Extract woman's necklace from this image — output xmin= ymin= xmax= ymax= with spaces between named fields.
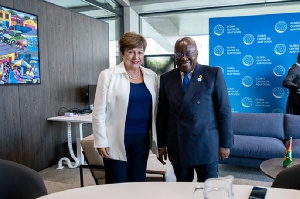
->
xmin=127 ymin=68 xmax=140 ymax=80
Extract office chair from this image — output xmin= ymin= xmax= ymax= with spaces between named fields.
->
xmin=80 ymin=134 xmax=167 ymax=186
xmin=0 ymin=159 xmax=48 ymax=199
xmin=272 ymin=164 xmax=300 ymax=190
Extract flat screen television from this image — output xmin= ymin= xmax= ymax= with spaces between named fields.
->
xmin=143 ymin=54 xmax=175 ymax=78
xmin=0 ymin=5 xmax=40 ymax=85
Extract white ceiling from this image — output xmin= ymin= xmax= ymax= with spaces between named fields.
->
xmin=43 ymin=0 xmax=292 ymax=16
xmin=42 ymin=0 xmax=299 ymax=51
xmin=123 ymin=0 xmax=287 ymax=13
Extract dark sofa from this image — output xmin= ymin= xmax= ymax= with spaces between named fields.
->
xmin=220 ymin=113 xmax=300 ymax=168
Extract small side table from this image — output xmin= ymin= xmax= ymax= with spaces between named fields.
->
xmin=260 ymin=158 xmax=300 ymax=179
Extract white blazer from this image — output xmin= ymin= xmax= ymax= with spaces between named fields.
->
xmin=92 ymin=62 xmax=158 ymax=161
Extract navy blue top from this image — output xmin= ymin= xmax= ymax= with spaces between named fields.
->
xmin=125 ymin=82 xmax=152 ymax=134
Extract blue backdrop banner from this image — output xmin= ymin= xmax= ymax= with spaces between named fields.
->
xmin=209 ymin=12 xmax=300 ymax=113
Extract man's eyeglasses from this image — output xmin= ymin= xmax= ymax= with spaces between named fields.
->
xmin=175 ymin=51 xmax=195 ymax=58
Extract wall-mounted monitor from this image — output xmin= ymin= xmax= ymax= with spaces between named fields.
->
xmin=143 ymin=54 xmax=175 ymax=78
xmin=0 ymin=5 xmax=40 ymax=85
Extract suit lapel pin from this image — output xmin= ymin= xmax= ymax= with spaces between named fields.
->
xmin=197 ymin=75 xmax=202 ymax=82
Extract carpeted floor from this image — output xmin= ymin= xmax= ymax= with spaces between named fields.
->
xmin=218 ymin=164 xmax=273 ymax=187
xmin=39 ymin=163 xmax=273 ymax=194
xmin=39 ymin=164 xmax=98 ymax=194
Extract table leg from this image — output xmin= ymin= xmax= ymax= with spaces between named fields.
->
xmin=75 ymin=123 xmax=84 ymax=165
xmin=57 ymin=122 xmax=79 ymax=169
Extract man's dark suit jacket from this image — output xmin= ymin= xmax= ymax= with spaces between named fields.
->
xmin=157 ymin=63 xmax=233 ymax=166
xmin=282 ymin=63 xmax=300 ymax=114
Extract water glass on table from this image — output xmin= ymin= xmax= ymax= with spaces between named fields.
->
xmin=194 ymin=175 xmax=234 ymax=199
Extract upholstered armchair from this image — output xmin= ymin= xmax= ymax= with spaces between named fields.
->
xmin=80 ymin=134 xmax=105 ymax=187
xmin=80 ymin=134 xmax=167 ymax=186
xmin=272 ymin=164 xmax=300 ymax=190
xmin=0 ymin=159 xmax=48 ymax=199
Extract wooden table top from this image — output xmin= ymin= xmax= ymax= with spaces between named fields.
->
xmin=260 ymin=158 xmax=300 ymax=179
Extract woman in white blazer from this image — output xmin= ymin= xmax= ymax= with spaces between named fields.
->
xmin=92 ymin=32 xmax=158 ymax=184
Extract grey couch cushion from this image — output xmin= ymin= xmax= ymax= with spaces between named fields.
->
xmin=284 ymin=114 xmax=300 ymax=140
xmin=232 ymin=113 xmax=285 ymax=140
xmin=230 ymin=135 xmax=286 ymax=159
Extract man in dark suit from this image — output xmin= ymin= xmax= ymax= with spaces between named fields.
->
xmin=156 ymin=37 xmax=233 ymax=182
xmin=282 ymin=52 xmax=300 ymax=115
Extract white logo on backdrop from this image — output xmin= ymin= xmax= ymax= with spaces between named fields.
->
xmin=242 ymin=97 xmax=253 ymax=107
xmin=272 ymin=87 xmax=285 ymax=98
xmin=273 ymin=65 xmax=286 ymax=76
xmin=242 ymin=76 xmax=253 ymax=87
xmin=272 ymin=108 xmax=283 ymax=113
xmin=214 ymin=45 xmax=224 ymax=56
xmin=243 ymin=34 xmax=255 ymax=45
xmin=274 ymin=43 xmax=287 ymax=55
xmin=242 ymin=55 xmax=254 ymax=66
xmin=275 ymin=21 xmax=288 ymax=33
xmin=214 ymin=24 xmax=225 ymax=36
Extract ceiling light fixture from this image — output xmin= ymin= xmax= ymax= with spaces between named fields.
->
xmin=81 ymin=0 xmax=123 ymax=16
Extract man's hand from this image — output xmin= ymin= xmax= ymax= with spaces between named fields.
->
xmin=158 ymin=147 xmax=168 ymax=165
xmin=219 ymin=147 xmax=230 ymax=161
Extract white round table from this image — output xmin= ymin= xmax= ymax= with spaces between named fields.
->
xmin=38 ymin=182 xmax=300 ymax=199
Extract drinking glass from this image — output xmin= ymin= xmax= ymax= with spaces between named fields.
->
xmin=203 ymin=176 xmax=234 ymax=199
xmin=193 ymin=175 xmax=234 ymax=199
